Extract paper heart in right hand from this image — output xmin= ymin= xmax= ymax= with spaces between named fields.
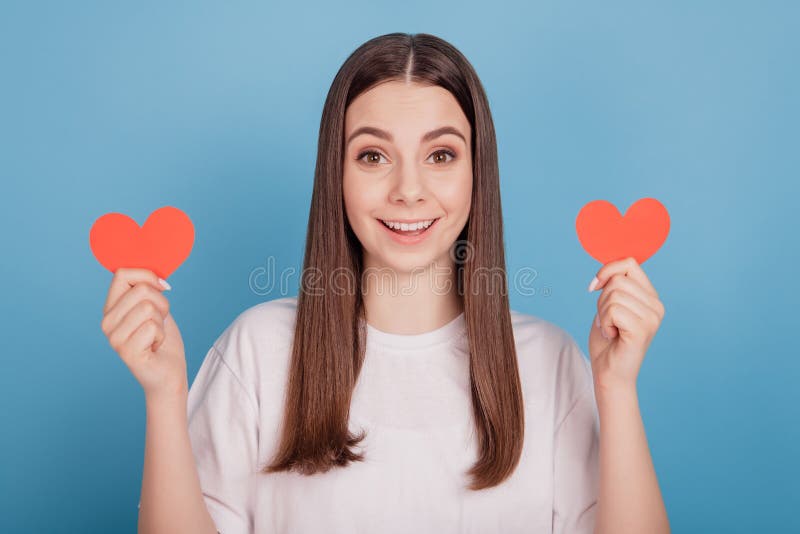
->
xmin=89 ymin=206 xmax=195 ymax=280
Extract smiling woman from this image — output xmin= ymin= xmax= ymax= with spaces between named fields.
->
xmin=264 ymin=32 xmax=524 ymax=490
xmin=129 ymin=32 xmax=668 ymax=534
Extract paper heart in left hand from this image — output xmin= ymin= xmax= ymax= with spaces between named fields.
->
xmin=575 ymin=197 xmax=670 ymax=265
xmin=89 ymin=206 xmax=195 ymax=280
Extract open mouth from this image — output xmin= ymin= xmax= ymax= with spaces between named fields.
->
xmin=377 ymin=217 xmax=440 ymax=237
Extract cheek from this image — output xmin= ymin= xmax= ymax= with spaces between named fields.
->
xmin=438 ymin=175 xmax=473 ymax=215
xmin=342 ymin=174 xmax=361 ymax=229
xmin=342 ymin=173 xmax=379 ymax=227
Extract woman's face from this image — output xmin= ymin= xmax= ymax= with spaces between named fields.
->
xmin=342 ymin=80 xmax=473 ymax=275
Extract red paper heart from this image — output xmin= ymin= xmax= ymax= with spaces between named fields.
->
xmin=89 ymin=206 xmax=195 ymax=280
xmin=576 ymin=198 xmax=670 ymax=265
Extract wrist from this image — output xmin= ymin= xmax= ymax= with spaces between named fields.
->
xmin=144 ymin=382 xmax=188 ymax=409
xmin=593 ymin=374 xmax=638 ymax=404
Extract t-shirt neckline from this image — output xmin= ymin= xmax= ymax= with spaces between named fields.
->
xmin=365 ymin=311 xmax=466 ymax=350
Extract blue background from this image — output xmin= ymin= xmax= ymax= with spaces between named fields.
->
xmin=2 ymin=1 xmax=797 ymax=532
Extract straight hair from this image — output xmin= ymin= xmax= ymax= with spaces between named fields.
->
xmin=261 ymin=32 xmax=524 ymax=491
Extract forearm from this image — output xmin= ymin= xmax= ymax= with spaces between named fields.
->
xmin=138 ymin=392 xmax=218 ymax=534
xmin=593 ymin=384 xmax=670 ymax=534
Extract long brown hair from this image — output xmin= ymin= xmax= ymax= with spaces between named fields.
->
xmin=261 ymin=32 xmax=524 ymax=491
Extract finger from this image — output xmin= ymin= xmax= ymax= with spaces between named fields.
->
xmin=588 ymin=257 xmax=658 ymax=298
xmin=149 ymin=321 xmax=167 ymax=352
xmin=104 ymin=267 xmax=170 ymax=315
xmin=150 ymin=313 xmax=170 ymax=352
xmin=598 ymin=288 xmax=660 ymax=332
xmin=102 ymin=284 xmax=169 ymax=336
xmin=107 ymin=300 xmax=166 ymax=354
xmin=599 ymin=301 xmax=647 ymax=341
xmin=596 ymin=273 xmax=663 ymax=319
xmin=126 ymin=319 xmax=163 ymax=357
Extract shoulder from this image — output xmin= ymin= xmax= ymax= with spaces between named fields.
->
xmin=508 ymin=308 xmax=594 ymax=414
xmin=509 ymin=308 xmax=575 ymax=351
xmin=509 ymin=308 xmax=586 ymax=375
xmin=209 ymin=296 xmax=298 ymax=396
xmin=213 ymin=296 xmax=298 ymax=355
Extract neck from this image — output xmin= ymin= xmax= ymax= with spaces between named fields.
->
xmin=361 ymin=253 xmax=463 ymax=335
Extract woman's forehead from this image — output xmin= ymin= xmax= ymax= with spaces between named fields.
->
xmin=345 ymin=82 xmax=470 ymax=140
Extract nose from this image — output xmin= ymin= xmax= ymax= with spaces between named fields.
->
xmin=389 ymin=164 xmax=426 ymax=206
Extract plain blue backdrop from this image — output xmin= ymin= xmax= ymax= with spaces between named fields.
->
xmin=2 ymin=1 xmax=797 ymax=532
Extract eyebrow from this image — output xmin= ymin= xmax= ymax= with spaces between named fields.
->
xmin=345 ymin=125 xmax=467 ymax=148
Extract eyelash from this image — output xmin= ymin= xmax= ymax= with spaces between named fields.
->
xmin=355 ymin=148 xmax=457 ymax=166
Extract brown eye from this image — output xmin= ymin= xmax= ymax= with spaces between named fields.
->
xmin=356 ymin=150 xmax=386 ymax=165
xmin=428 ymin=149 xmax=456 ymax=164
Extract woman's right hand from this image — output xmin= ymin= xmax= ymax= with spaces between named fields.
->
xmin=100 ymin=267 xmax=188 ymax=400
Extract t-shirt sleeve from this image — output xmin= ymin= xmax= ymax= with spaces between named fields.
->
xmin=552 ymin=336 xmax=600 ymax=534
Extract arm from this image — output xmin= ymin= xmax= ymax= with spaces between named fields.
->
xmin=138 ymin=390 xmax=219 ymax=534
xmin=587 ymin=257 xmax=671 ymax=534
xmin=593 ymin=383 xmax=669 ymax=534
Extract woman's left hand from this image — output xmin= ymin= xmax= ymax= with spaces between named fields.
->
xmin=588 ymin=257 xmax=665 ymax=392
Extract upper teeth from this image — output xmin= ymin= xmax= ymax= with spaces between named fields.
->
xmin=381 ymin=219 xmax=436 ymax=231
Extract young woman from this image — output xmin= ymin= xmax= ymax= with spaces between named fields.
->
xmin=101 ymin=33 xmax=670 ymax=534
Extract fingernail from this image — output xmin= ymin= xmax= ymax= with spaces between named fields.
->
xmin=601 ymin=328 xmax=608 ymax=340
xmin=588 ymin=276 xmax=599 ymax=292
xmin=158 ymin=278 xmax=172 ymax=291
xmin=594 ymin=314 xmax=600 ymax=328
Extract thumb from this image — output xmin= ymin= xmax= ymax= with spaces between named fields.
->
xmin=589 ymin=313 xmax=612 ymax=359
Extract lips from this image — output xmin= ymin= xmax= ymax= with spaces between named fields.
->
xmin=379 ymin=218 xmax=438 ymax=234
xmin=376 ymin=217 xmax=440 ymax=244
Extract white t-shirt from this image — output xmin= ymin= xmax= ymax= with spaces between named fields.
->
xmin=139 ymin=296 xmax=600 ymax=534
